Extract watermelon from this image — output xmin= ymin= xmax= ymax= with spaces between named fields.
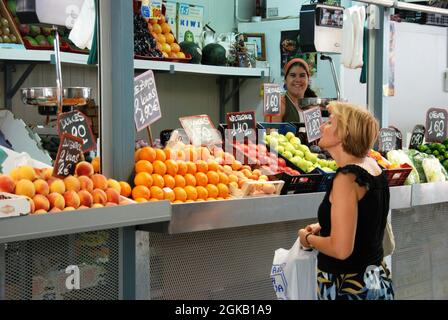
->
xmin=201 ymin=43 xmax=227 ymax=66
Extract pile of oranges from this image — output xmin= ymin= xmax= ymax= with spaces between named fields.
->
xmin=148 ymin=15 xmax=186 ymax=59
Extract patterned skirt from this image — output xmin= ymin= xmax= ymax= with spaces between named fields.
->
xmin=317 ymin=262 xmax=395 ymax=300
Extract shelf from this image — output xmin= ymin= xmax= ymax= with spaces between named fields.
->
xmin=0 ymin=201 xmax=171 ymax=244
xmin=411 ymin=182 xmax=448 ymax=207
xmin=0 ymin=48 xmax=269 ymax=77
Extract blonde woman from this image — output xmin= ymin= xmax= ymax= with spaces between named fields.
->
xmin=298 ymin=102 xmax=394 ymax=300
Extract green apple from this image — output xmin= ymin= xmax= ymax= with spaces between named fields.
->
xmin=285 ymin=132 xmax=296 ymax=141
xmin=265 ymin=135 xmax=271 ymax=144
xmin=270 ymin=131 xmax=279 ymax=137
xmin=290 ymin=137 xmax=301 ymax=145
xmin=278 ymin=135 xmax=288 ymax=143
xmin=293 ymin=150 xmax=304 ymax=158
xmin=298 ymin=144 xmax=310 ymax=154
xmin=276 ymin=146 xmax=285 ymax=154
xmin=305 ymin=151 xmax=318 ymax=164
xmin=282 ymin=151 xmax=293 ymax=160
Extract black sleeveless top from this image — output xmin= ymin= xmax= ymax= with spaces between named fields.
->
xmin=317 ymin=165 xmax=390 ymax=274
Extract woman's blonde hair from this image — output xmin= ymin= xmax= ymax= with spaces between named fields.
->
xmin=328 ymin=101 xmax=379 ymax=158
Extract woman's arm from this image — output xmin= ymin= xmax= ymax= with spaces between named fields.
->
xmin=299 ymin=173 xmax=358 ymax=260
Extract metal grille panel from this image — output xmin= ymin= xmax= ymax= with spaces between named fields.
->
xmin=3 ymin=229 xmax=120 ymax=300
xmin=392 ymin=203 xmax=448 ymax=300
xmin=147 ymin=220 xmax=315 ymax=300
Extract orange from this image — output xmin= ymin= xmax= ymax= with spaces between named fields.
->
xmin=152 ymin=23 xmax=162 ymax=34
xmin=218 ymin=172 xmax=229 ymax=185
xmin=147 ymin=23 xmax=153 ymax=33
xmin=174 ymin=175 xmax=186 ymax=188
xmin=229 ymin=175 xmax=238 ymax=183
xmin=157 ymin=33 xmax=166 ymax=44
xmin=242 ymin=165 xmax=252 ymax=171
xmin=151 ymin=174 xmax=165 ymax=188
xmin=196 ymin=186 xmax=208 ymax=200
xmin=139 ymin=147 xmax=156 ymax=162
xmin=252 ymin=169 xmax=262 ymax=177
xmin=177 ymin=52 xmax=186 ymax=59
xmin=165 ymin=159 xmax=178 ymax=176
xmin=163 ymin=175 xmax=176 ymax=189
xmin=170 ymin=43 xmax=180 ymax=53
xmin=198 ymin=147 xmax=211 ymax=161
xmin=185 ymin=200 xmax=195 ymax=203
xmin=177 ymin=160 xmax=188 ymax=175
xmin=196 ymin=160 xmax=208 ymax=173
xmin=186 ymin=148 xmax=198 ymax=162
xmin=135 ymin=160 xmax=153 ymax=174
xmin=196 ymin=199 xmax=205 ymax=202
xmin=149 ymin=18 xmax=158 ymax=25
xmin=184 ymin=173 xmax=197 ymax=187
xmin=119 ymin=181 xmax=132 ymax=197
xmin=173 ymin=200 xmax=184 ymax=204
xmin=161 ymin=43 xmax=171 ymax=53
xmin=207 ymin=198 xmax=216 ymax=202
xmin=153 ymin=160 xmax=167 ymax=176
xmin=206 ymin=171 xmax=220 ymax=185
xmin=207 ymin=160 xmax=219 ymax=172
xmin=217 ymin=183 xmax=229 ymax=198
xmin=135 ymin=148 xmax=142 ymax=162
xmin=165 ymin=33 xmax=175 ymax=44
xmin=169 ymin=52 xmax=178 ymax=59
xmin=150 ymin=186 xmax=164 ymax=200
xmin=92 ymin=157 xmax=101 ymax=173
xmin=186 ymin=162 xmax=197 ymax=175
xmin=175 ymin=150 xmax=186 ymax=161
xmin=161 ymin=23 xmax=171 ymax=34
xmin=135 ymin=198 xmax=148 ymax=203
xmin=163 ymin=188 xmax=175 ymax=202
xmin=206 ymin=184 xmax=219 ymax=198
xmin=159 ymin=15 xmax=166 ymax=24
xmin=184 ymin=186 xmax=198 ymax=201
xmin=231 ymin=160 xmax=243 ymax=171
xmin=149 ymin=198 xmax=159 ymax=202
xmin=164 ymin=147 xmax=173 ymax=160
xmin=134 ymin=172 xmax=153 ymax=188
xmin=173 ymin=187 xmax=187 ymax=202
xmin=155 ymin=149 xmax=166 ymax=162
xmin=195 ymin=172 xmax=208 ymax=187
xmin=224 ymin=153 xmax=236 ymax=165
xmin=162 ymin=51 xmax=169 ymax=58
xmin=229 ymin=182 xmax=238 ymax=190
xmin=132 ymin=185 xmax=151 ymax=200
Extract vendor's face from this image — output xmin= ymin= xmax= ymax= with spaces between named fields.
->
xmin=318 ymin=113 xmax=341 ymax=150
xmin=285 ymin=65 xmax=309 ymax=99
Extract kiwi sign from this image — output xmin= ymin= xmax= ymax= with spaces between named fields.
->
xmin=263 ymin=84 xmax=282 ymax=117
xmin=53 ymin=134 xmax=83 ymax=178
xmin=303 ymin=107 xmax=323 ymax=143
xmin=134 ymin=70 xmax=162 ymax=132
xmin=425 ymin=108 xmax=447 ymax=143
xmin=57 ymin=110 xmax=96 ymax=153
xmin=179 ymin=115 xmax=223 ymax=146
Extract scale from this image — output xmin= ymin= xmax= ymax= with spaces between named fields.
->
xmin=16 ymin=0 xmax=92 ymax=119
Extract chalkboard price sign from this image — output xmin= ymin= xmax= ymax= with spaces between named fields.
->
xmin=57 ymin=110 xmax=96 ymax=153
xmin=225 ymin=111 xmax=256 ymax=140
xmin=53 ymin=134 xmax=83 ymax=178
xmin=409 ymin=125 xmax=425 ymax=150
xmin=134 ymin=70 xmax=162 ymax=132
xmin=263 ymin=84 xmax=281 ymax=117
xmin=378 ymin=128 xmax=397 ymax=155
xmin=179 ymin=115 xmax=223 ymax=146
xmin=426 ymin=108 xmax=448 ymax=143
xmin=388 ymin=126 xmax=403 ymax=150
xmin=303 ymin=107 xmax=323 ymax=143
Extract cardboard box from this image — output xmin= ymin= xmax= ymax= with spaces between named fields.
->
xmin=177 ymin=3 xmax=204 ymax=47
xmin=0 ymin=192 xmax=31 ymax=219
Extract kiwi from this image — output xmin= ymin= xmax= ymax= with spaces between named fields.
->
xmin=9 ymin=34 xmax=17 ymax=43
xmin=1 ymin=18 xmax=9 ymax=27
xmin=2 ymin=35 xmax=11 ymax=43
xmin=2 ymin=26 xmax=10 ymax=35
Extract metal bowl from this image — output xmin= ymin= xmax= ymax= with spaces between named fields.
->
xmin=21 ymin=87 xmax=92 ymax=107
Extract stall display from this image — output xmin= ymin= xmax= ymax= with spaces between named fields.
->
xmin=0 ymin=0 xmax=23 ymax=47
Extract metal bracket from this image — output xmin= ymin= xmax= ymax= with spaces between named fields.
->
xmin=2 ymin=62 xmax=37 ymax=110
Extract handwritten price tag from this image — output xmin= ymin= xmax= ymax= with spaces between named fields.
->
xmin=134 ymin=70 xmax=162 ymax=132
xmin=53 ymin=134 xmax=83 ymax=178
xmin=57 ymin=110 xmax=96 ymax=153
xmin=263 ymin=84 xmax=281 ymax=117
xmin=425 ymin=108 xmax=448 ymax=143
xmin=179 ymin=115 xmax=223 ymax=146
xmin=303 ymin=107 xmax=323 ymax=143
xmin=226 ymin=111 xmax=256 ymax=140
xmin=378 ymin=128 xmax=397 ymax=155
xmin=409 ymin=125 xmax=425 ymax=150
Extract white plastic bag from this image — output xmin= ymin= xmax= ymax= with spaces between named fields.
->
xmin=270 ymin=238 xmax=317 ymax=300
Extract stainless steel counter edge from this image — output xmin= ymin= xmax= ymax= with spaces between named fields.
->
xmin=411 ymin=182 xmax=448 ymax=207
xmin=0 ymin=201 xmax=171 ymax=244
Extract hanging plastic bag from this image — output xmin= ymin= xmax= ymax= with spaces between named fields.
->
xmin=270 ymin=238 xmax=317 ymax=300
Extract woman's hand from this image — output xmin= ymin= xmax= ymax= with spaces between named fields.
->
xmin=305 ymin=223 xmax=321 ymax=235
xmin=298 ymin=229 xmax=310 ymax=248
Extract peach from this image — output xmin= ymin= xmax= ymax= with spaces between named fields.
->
xmin=15 ymin=179 xmax=36 ymax=198
xmin=105 ymin=188 xmax=120 ymax=204
xmin=92 ymin=189 xmax=107 ymax=205
xmin=106 ymin=202 xmax=118 ymax=207
xmin=92 ymin=203 xmax=104 ymax=209
xmin=91 ymin=174 xmax=108 ymax=191
xmin=262 ymin=183 xmax=276 ymax=195
xmin=47 ymin=192 xmax=65 ymax=210
xmin=78 ymin=190 xmax=93 ymax=208
xmin=32 ymin=194 xmax=50 ymax=212
xmin=63 ymin=191 xmax=80 ymax=209
xmin=107 ymin=179 xmax=121 ymax=193
xmin=39 ymin=168 xmax=54 ymax=180
xmin=27 ymin=197 xmax=35 ymax=214
xmin=33 ymin=179 xmax=49 ymax=196
xmin=63 ymin=207 xmax=76 ymax=212
xmin=0 ymin=175 xmax=15 ymax=193
xmin=49 ymin=207 xmax=62 ymax=214
xmin=9 ymin=167 xmax=20 ymax=181
xmin=78 ymin=205 xmax=89 ymax=210
xmin=78 ymin=176 xmax=94 ymax=193
xmin=17 ymin=166 xmax=36 ymax=181
xmin=34 ymin=209 xmax=48 ymax=215
xmin=49 ymin=179 xmax=66 ymax=194
xmin=64 ymin=176 xmax=81 ymax=192
xmin=92 ymin=157 xmax=101 ymax=173
xmin=75 ymin=161 xmax=94 ymax=177
xmin=119 ymin=200 xmax=132 ymax=206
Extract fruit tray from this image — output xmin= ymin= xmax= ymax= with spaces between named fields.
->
xmin=229 ymin=180 xmax=285 ymax=198
xmin=0 ymin=192 xmax=30 ymax=219
xmin=274 ymin=171 xmax=323 ymax=195
xmin=22 ymin=37 xmax=70 ymax=51
xmin=384 ymin=163 xmax=413 ymax=187
xmin=134 ymin=53 xmax=192 ymax=63
xmin=257 ymin=122 xmax=297 ymax=136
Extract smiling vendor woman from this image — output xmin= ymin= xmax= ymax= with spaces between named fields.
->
xmin=269 ymin=58 xmax=318 ymax=122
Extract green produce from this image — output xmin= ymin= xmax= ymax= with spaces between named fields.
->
xmin=23 ymin=36 xmax=38 ymax=46
xmin=386 ymin=150 xmax=420 ymax=185
xmin=29 ymin=25 xmax=41 ymax=37
xmin=47 ymin=35 xmax=55 ymax=46
xmin=1 ymin=17 xmax=9 ymax=27
xmin=201 ymin=43 xmax=227 ymax=66
xmin=1 ymin=35 xmax=11 ymax=43
xmin=179 ymin=31 xmax=202 ymax=64
xmin=7 ymin=0 xmax=16 ymax=16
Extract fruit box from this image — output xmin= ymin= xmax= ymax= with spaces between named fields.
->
xmin=312 ymin=167 xmax=336 ymax=192
xmin=257 ymin=122 xmax=297 ymax=136
xmin=0 ymin=192 xmax=30 ymax=219
xmin=275 ymin=171 xmax=323 ymax=195
xmin=229 ymin=180 xmax=284 ymax=198
xmin=22 ymin=37 xmax=70 ymax=51
xmin=384 ymin=163 xmax=413 ymax=187
xmin=0 ymin=0 xmax=25 ymax=49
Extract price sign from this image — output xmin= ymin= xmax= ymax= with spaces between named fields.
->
xmin=378 ymin=128 xmax=397 ymax=155
xmin=134 ymin=70 xmax=162 ymax=132
xmin=57 ymin=110 xmax=96 ymax=153
xmin=388 ymin=126 xmax=403 ymax=150
xmin=225 ymin=111 xmax=256 ymax=140
xmin=53 ymin=134 xmax=83 ymax=178
xmin=263 ymin=84 xmax=281 ymax=117
xmin=179 ymin=115 xmax=223 ymax=146
xmin=425 ymin=108 xmax=448 ymax=143
xmin=303 ymin=107 xmax=323 ymax=143
xmin=409 ymin=125 xmax=426 ymax=150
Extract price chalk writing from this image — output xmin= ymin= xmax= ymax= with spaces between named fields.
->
xmin=57 ymin=110 xmax=96 ymax=153
xmin=179 ymin=115 xmax=223 ymax=146
xmin=378 ymin=128 xmax=397 ymax=155
xmin=263 ymin=84 xmax=281 ymax=117
xmin=388 ymin=126 xmax=403 ymax=150
xmin=303 ymin=107 xmax=323 ymax=143
xmin=226 ymin=111 xmax=256 ymax=140
xmin=426 ymin=108 xmax=448 ymax=143
xmin=134 ymin=70 xmax=162 ymax=132
xmin=53 ymin=134 xmax=83 ymax=178
xmin=409 ymin=125 xmax=425 ymax=150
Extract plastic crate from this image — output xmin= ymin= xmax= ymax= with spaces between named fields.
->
xmin=257 ymin=122 xmax=297 ymax=136
xmin=312 ymin=167 xmax=336 ymax=192
xmin=275 ymin=172 xmax=323 ymax=195
xmin=384 ymin=163 xmax=413 ymax=187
